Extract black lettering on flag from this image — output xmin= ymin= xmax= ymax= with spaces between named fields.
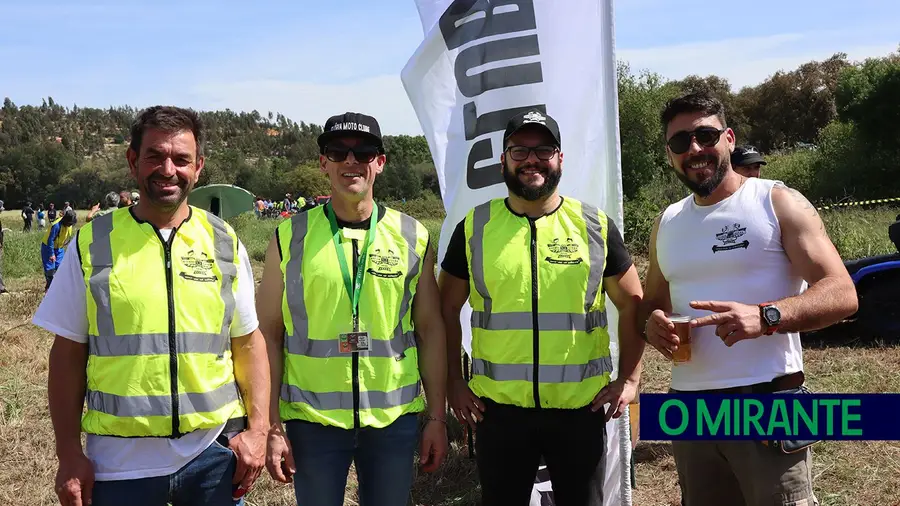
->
xmin=439 ymin=0 xmax=537 ymax=50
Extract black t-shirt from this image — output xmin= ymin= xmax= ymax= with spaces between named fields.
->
xmin=440 ymin=198 xmax=632 ymax=281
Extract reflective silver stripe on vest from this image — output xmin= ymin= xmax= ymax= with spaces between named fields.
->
xmin=88 ymin=332 xmax=229 ymax=357
xmin=86 ymin=381 xmax=240 ymax=417
xmin=208 ymin=214 xmax=237 ymax=341
xmin=472 ymin=356 xmax=614 ymax=383
xmin=391 ymin=213 xmax=421 ymax=358
xmin=471 ymin=310 xmax=608 ymax=331
xmin=469 ymin=202 xmax=493 ymax=319
xmin=280 ymin=382 xmax=421 ymax=411
xmin=88 ymin=213 xmax=115 ymax=338
xmin=284 ymin=212 xmax=310 ymax=344
xmin=581 ymin=202 xmax=607 ymax=313
xmin=285 ymin=331 xmax=416 ymax=359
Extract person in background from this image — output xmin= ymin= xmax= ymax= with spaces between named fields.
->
xmin=47 ymin=202 xmax=58 ymax=223
xmin=41 ymin=209 xmax=77 ymax=290
xmin=730 ymin=145 xmax=767 ymax=178
xmin=63 ymin=201 xmax=73 ymax=213
xmin=118 ymin=190 xmax=133 ymax=207
xmin=86 ymin=192 xmax=121 ymax=223
xmin=38 ymin=205 xmax=47 ymax=229
xmin=22 ymin=202 xmax=35 ymax=231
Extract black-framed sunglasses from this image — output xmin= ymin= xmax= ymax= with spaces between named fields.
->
xmin=666 ymin=127 xmax=725 ymax=154
xmin=323 ymin=145 xmax=381 ymax=163
xmin=505 ymin=145 xmax=559 ymax=162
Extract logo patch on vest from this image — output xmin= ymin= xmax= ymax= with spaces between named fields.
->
xmin=545 ymin=238 xmax=583 ymax=265
xmin=367 ymin=248 xmax=403 ymax=279
xmin=712 ymin=223 xmax=750 ymax=253
xmin=179 ymin=250 xmax=218 ymax=282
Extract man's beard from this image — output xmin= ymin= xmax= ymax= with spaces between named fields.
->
xmin=142 ymin=175 xmax=193 ymax=210
xmin=674 ymin=154 xmax=729 ymax=198
xmin=502 ymin=161 xmax=562 ymax=201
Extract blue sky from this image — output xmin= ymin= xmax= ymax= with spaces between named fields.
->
xmin=1 ymin=0 xmax=897 ymax=135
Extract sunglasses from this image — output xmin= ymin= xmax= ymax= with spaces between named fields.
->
xmin=505 ymin=145 xmax=559 ymax=162
xmin=666 ymin=127 xmax=725 ymax=154
xmin=323 ymin=145 xmax=381 ymax=163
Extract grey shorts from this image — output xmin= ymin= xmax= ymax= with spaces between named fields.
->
xmin=673 ymin=439 xmax=818 ymax=506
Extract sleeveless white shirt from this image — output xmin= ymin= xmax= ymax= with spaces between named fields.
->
xmin=656 ymin=178 xmax=805 ymax=391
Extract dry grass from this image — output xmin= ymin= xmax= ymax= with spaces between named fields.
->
xmin=2 ymin=253 xmax=900 ymax=506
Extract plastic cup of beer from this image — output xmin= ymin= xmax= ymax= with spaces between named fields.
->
xmin=669 ymin=315 xmax=692 ymax=364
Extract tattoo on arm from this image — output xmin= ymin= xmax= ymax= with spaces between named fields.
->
xmin=787 ymin=187 xmax=827 ymax=233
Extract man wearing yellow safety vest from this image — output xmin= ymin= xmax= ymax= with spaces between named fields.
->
xmin=34 ymin=106 xmax=270 ymax=506
xmin=257 ymin=112 xmax=448 ymax=506
xmin=439 ymin=110 xmax=646 ymax=506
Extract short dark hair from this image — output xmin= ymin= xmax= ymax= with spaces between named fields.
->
xmin=660 ymin=92 xmax=727 ymax=138
xmin=129 ymin=106 xmax=205 ymax=158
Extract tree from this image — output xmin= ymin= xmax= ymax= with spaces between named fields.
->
xmin=741 ymin=53 xmax=850 ymax=151
xmin=835 ymin=50 xmax=900 ymax=147
xmin=616 ymin=62 xmax=681 ymax=199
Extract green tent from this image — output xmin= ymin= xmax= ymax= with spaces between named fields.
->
xmin=188 ymin=184 xmax=255 ymax=220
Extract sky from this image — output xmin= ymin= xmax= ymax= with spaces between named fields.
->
xmin=1 ymin=0 xmax=897 ymax=135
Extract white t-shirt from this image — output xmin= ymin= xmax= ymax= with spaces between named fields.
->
xmin=33 ymin=229 xmax=259 ymax=481
xmin=656 ymin=178 xmax=806 ymax=391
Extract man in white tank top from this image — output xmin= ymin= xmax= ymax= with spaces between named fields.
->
xmin=640 ymin=92 xmax=858 ymax=506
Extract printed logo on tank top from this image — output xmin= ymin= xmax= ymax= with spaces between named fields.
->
xmin=546 ymin=237 xmax=582 ymax=265
xmin=712 ymin=223 xmax=750 ymax=253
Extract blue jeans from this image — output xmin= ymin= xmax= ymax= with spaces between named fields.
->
xmin=91 ymin=439 xmax=241 ymax=506
xmin=285 ymin=414 xmax=419 ymax=506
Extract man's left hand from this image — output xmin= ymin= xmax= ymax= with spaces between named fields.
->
xmin=418 ymin=419 xmax=448 ymax=473
xmin=591 ymin=378 xmax=638 ymax=422
xmin=690 ymin=300 xmax=766 ymax=346
xmin=229 ymin=428 xmax=267 ymax=495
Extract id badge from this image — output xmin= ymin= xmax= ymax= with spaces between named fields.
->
xmin=339 ymin=332 xmax=370 ymax=353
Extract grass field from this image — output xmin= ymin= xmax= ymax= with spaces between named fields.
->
xmin=1 ymin=206 xmax=899 ymax=505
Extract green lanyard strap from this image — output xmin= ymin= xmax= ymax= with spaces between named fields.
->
xmin=326 ymin=202 xmax=379 ymax=323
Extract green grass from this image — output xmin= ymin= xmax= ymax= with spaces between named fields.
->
xmin=821 ymin=206 xmax=899 ymax=260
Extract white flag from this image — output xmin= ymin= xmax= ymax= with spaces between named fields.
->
xmin=401 ymin=1 xmax=632 ymax=505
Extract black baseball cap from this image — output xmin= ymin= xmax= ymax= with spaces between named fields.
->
xmin=503 ymin=109 xmax=561 ymax=147
xmin=317 ymin=112 xmax=383 ymax=151
xmin=731 ymin=145 xmax=767 ymax=166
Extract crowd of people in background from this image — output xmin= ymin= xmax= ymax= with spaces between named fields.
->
xmin=254 ymin=192 xmax=325 ymax=219
xmin=0 ymin=189 xmax=140 ymax=294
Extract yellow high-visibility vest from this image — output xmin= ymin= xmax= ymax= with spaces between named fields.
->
xmin=77 ymin=207 xmax=246 ymax=437
xmin=464 ymin=197 xmax=613 ymax=409
xmin=42 ymin=217 xmax=75 ymax=249
xmin=277 ymin=206 xmax=428 ymax=429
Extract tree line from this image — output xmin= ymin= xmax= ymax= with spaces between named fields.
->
xmin=1 ymin=48 xmax=899 ymax=230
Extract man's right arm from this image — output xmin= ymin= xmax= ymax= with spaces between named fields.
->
xmin=639 ymin=215 xmax=679 ymax=359
xmin=438 ymin=271 xmax=469 ymax=385
xmin=48 ymin=337 xmax=88 ymax=461
xmin=48 ymin=336 xmax=95 ymax=505
xmin=256 ymin=233 xmax=296 ymax=483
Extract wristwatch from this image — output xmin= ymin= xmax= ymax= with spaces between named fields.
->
xmin=759 ymin=303 xmax=782 ymax=335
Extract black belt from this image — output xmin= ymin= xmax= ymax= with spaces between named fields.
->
xmin=685 ymin=371 xmax=806 ymax=394
xmin=215 ymin=416 xmax=248 ymax=447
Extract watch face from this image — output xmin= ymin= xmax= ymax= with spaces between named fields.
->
xmin=764 ymin=306 xmax=781 ymax=324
